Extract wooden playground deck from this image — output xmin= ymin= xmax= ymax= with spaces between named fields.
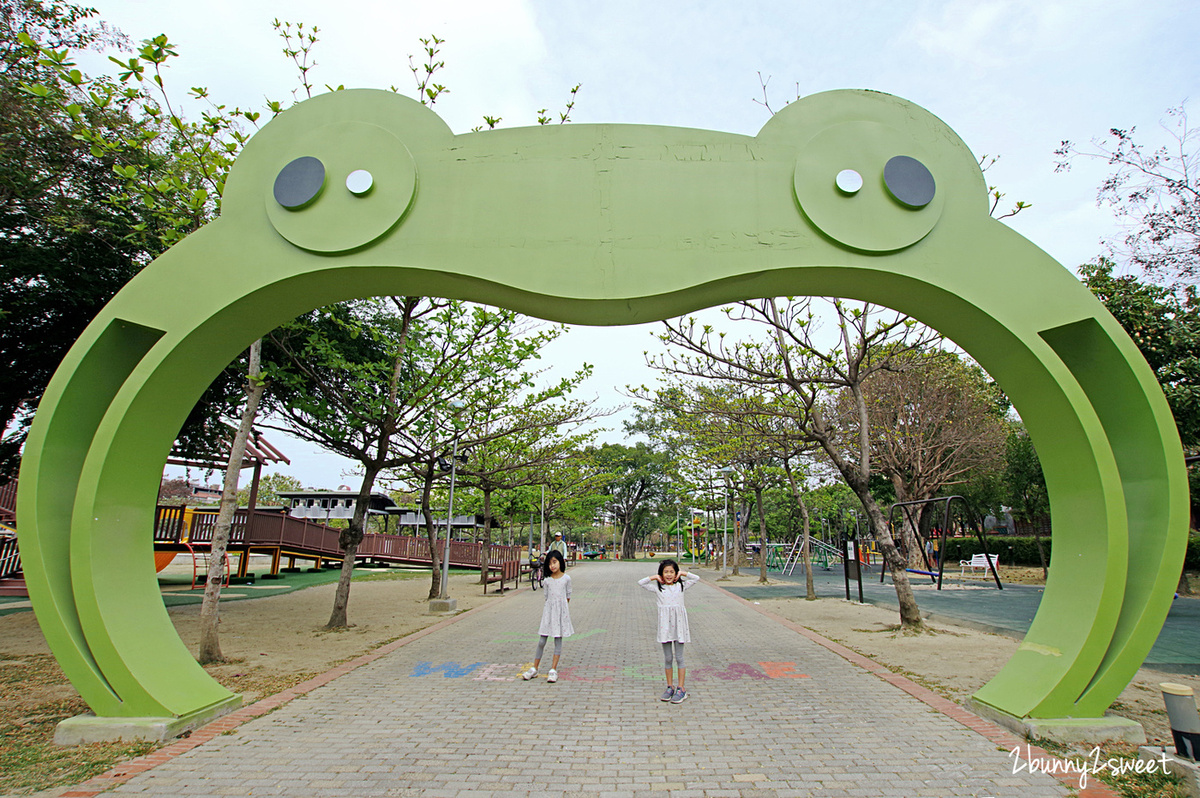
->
xmin=153 ymin=505 xmax=521 ymax=582
xmin=0 ymin=478 xmax=521 ymax=598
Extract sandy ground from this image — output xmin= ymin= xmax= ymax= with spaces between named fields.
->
xmin=2 ymin=563 xmax=1196 ymax=751
xmin=1 ymin=569 xmax=496 ymax=710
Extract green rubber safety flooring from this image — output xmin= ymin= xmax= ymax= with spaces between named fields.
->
xmin=0 ymin=563 xmax=471 ymax=617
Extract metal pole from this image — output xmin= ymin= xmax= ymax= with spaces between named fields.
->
xmin=540 ymin=484 xmax=545 ymax=552
xmin=439 ymin=435 xmax=458 ymax=600
xmin=722 ymin=487 xmax=728 ymax=577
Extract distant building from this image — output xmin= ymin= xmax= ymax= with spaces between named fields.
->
xmin=275 ymin=491 xmax=484 ymax=538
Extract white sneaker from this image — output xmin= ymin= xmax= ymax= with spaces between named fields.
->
xmin=521 ymin=667 xmax=537 ymax=681
xmin=547 ymin=668 xmax=558 ymax=683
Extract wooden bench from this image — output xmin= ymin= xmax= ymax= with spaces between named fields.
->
xmin=959 ymin=553 xmax=999 ymax=577
xmin=520 ymin=561 xmax=539 ymax=584
xmin=484 ymin=560 xmax=520 ymax=593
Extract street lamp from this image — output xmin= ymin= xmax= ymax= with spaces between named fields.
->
xmin=718 ymin=466 xmax=734 ymax=578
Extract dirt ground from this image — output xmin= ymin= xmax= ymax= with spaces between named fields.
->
xmin=2 ymin=562 xmax=1197 ymax=791
xmin=1 ymin=569 xmax=495 ymax=705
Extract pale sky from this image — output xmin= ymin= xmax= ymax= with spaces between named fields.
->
xmin=102 ymin=0 xmax=1198 ymax=487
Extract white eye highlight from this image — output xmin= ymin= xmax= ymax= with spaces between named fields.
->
xmin=346 ymin=169 xmax=374 ymax=196
xmin=835 ymin=169 xmax=863 ymax=195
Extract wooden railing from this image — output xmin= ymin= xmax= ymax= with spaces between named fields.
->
xmin=153 ymin=505 xmax=520 ymax=572
xmin=153 ymin=505 xmax=188 ymax=543
xmin=0 ymin=535 xmax=20 ymax=580
xmin=0 ymin=478 xmax=17 ymax=523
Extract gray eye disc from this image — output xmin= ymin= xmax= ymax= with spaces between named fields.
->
xmin=884 ymin=155 xmax=935 ymax=208
xmin=273 ymin=156 xmax=326 ymax=209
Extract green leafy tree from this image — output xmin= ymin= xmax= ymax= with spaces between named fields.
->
xmin=439 ymin=373 xmax=603 ymax=583
xmin=588 ymin=442 xmax=674 ymax=559
xmin=235 ymin=472 xmax=304 ymax=508
xmin=0 ymin=2 xmax=246 ymax=476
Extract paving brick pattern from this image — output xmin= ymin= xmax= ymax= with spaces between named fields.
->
xmin=97 ymin=562 xmax=1072 ymax=797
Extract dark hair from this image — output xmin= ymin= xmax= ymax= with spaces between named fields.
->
xmin=542 ymin=549 xmax=567 ymax=579
xmin=656 ymin=559 xmax=680 ymax=592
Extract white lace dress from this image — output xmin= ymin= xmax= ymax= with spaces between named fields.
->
xmin=638 ymin=572 xmax=701 ymax=642
xmin=538 ymin=573 xmax=574 ymax=638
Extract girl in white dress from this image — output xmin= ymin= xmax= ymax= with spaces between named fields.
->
xmin=522 ymin=550 xmax=573 ymax=683
xmin=638 ymin=558 xmax=701 ymax=703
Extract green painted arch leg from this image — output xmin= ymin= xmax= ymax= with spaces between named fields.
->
xmin=18 ymin=89 xmax=1187 ymax=730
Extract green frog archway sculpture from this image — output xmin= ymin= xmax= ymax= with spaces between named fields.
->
xmin=17 ymin=88 xmax=1188 ymax=742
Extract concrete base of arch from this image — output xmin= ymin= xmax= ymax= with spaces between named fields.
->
xmin=53 ymin=695 xmax=242 ymax=746
xmin=967 ymin=697 xmax=1148 ymax=745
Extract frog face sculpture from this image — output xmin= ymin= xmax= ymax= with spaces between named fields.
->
xmin=17 ymin=89 xmax=1187 ymax=738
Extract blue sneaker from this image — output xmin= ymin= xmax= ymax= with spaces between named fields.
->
xmin=670 ymin=688 xmax=688 ymax=704
xmin=659 ymin=686 xmax=675 ymax=702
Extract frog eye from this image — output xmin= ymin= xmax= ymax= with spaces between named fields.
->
xmin=793 ymin=121 xmax=943 ymax=252
xmin=273 ymin=156 xmax=326 ymax=209
xmin=265 ymin=121 xmax=417 ymax=253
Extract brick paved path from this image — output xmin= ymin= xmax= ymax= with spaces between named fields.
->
xmin=103 ymin=562 xmax=1069 ymax=797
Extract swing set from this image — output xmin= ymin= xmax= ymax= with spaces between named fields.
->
xmin=882 ymin=496 xmax=1002 ymax=590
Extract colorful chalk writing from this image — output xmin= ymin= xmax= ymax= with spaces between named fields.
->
xmin=408 ymin=661 xmax=810 ymax=681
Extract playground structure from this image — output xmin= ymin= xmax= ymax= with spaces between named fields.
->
xmin=883 ymin=496 xmax=1002 ymax=591
xmin=16 ymin=88 xmax=1187 ymax=744
xmin=152 ymin=502 xmax=520 ymax=580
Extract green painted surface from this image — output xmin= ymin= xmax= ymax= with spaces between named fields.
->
xmin=17 ymin=88 xmax=1188 ymax=722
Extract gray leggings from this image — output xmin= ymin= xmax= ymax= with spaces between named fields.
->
xmin=662 ymin=641 xmax=686 ymax=668
xmin=535 ymin=635 xmax=563 ymax=660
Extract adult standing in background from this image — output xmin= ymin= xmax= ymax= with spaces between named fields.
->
xmin=549 ymin=530 xmax=568 ymax=567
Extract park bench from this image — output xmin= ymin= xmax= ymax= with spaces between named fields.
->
xmin=483 ymin=560 xmax=520 ymax=594
xmin=959 ymin=552 xmax=999 ymax=577
xmin=520 ymin=561 xmax=539 ymax=584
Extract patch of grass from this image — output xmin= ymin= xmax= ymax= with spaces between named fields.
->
xmin=202 ymin=664 xmax=314 ymax=702
xmin=354 ymin=570 xmax=425 ymax=584
xmin=0 ymin=663 xmax=158 ymax=796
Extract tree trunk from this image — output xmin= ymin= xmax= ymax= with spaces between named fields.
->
xmin=755 ymin=485 xmax=769 ymax=584
xmin=198 ymin=339 xmax=266 ymax=665
xmin=420 ymin=464 xmax=442 ymax=600
xmin=478 ymin=486 xmax=493 ymax=584
xmin=860 ymin=491 xmax=922 ymax=628
xmin=811 ymin=406 xmax=923 ymax=629
xmin=799 ymin=495 xmax=816 ymax=600
xmin=326 ymin=464 xmax=382 ymax=629
xmin=620 ymin=518 xmax=636 ymax=560
xmin=891 ymin=482 xmax=927 ymax=570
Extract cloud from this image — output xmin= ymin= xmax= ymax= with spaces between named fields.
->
xmin=904 ymin=0 xmax=1078 ymax=71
